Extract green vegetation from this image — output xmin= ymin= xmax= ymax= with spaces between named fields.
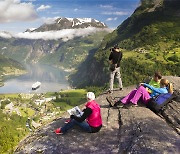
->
xmin=39 ymin=31 xmax=109 ymax=69
xmin=0 ymin=54 xmax=26 ymax=86
xmin=0 ymin=112 xmax=28 ymax=153
xmin=0 ymin=38 xmax=30 ymax=63
xmin=70 ymin=0 xmax=180 ymax=88
xmin=54 ymin=89 xmax=87 ymax=107
xmin=0 ymin=89 xmax=87 ymax=153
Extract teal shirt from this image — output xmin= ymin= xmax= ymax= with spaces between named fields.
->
xmin=144 ymin=83 xmax=168 ymax=98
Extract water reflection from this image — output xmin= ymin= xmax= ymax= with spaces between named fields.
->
xmin=0 ymin=64 xmax=70 ymax=94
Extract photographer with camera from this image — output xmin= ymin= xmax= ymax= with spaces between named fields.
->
xmin=108 ymin=44 xmax=123 ymax=93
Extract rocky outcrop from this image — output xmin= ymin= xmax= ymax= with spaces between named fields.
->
xmin=160 ymin=76 xmax=180 ymax=134
xmin=15 ymin=77 xmax=180 ymax=153
xmin=32 ymin=18 xmax=107 ymax=32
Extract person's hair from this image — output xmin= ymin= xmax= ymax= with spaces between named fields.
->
xmin=160 ymin=79 xmax=173 ymax=93
xmin=114 ymin=44 xmax=119 ymax=49
xmin=86 ymin=92 xmax=95 ymax=100
xmin=154 ymin=71 xmax=162 ymax=79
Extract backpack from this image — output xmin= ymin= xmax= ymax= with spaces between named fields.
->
xmin=147 ymin=93 xmax=175 ymax=113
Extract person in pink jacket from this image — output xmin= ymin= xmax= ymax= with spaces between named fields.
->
xmin=55 ymin=92 xmax=102 ymax=135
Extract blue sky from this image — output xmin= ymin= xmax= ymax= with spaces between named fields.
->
xmin=0 ymin=0 xmax=140 ymax=33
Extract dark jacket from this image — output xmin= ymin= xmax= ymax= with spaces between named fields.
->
xmin=109 ymin=48 xmax=122 ymax=67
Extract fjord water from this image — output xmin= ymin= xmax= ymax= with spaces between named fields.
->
xmin=0 ymin=64 xmax=70 ymax=94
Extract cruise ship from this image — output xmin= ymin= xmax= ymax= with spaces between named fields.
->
xmin=32 ymin=81 xmax=41 ymax=90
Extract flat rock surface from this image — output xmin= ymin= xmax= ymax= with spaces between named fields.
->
xmin=15 ymin=77 xmax=180 ymax=154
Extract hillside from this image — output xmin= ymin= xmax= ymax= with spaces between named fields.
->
xmin=0 ymin=18 xmax=110 ymax=71
xmin=0 ymin=89 xmax=87 ymax=153
xmin=70 ymin=0 xmax=180 ymax=88
xmin=0 ymin=54 xmax=26 ymax=86
xmin=14 ymin=76 xmax=180 ymax=153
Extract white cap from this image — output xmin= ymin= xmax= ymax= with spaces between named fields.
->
xmin=86 ymin=92 xmax=95 ymax=100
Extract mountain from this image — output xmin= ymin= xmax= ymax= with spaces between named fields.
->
xmin=14 ymin=76 xmax=180 ymax=153
xmin=0 ymin=54 xmax=26 ymax=86
xmin=70 ymin=0 xmax=180 ymax=88
xmin=0 ymin=18 xmax=110 ymax=70
xmin=27 ymin=17 xmax=107 ymax=32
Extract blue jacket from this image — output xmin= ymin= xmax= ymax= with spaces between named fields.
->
xmin=143 ymin=83 xmax=168 ymax=98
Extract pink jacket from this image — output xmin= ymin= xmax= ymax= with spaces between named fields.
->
xmin=85 ymin=100 xmax=102 ymax=127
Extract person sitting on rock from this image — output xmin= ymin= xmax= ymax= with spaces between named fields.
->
xmin=107 ymin=71 xmax=162 ymax=107
xmin=143 ymin=71 xmax=162 ymax=94
xmin=107 ymin=79 xmax=173 ymax=107
xmin=55 ymin=92 xmax=102 ymax=135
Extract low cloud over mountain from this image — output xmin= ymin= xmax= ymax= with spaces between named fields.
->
xmin=0 ymin=17 xmax=111 ymax=41
xmin=0 ymin=27 xmax=111 ymax=41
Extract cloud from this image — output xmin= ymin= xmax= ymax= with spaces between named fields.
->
xmin=102 ymin=11 xmax=129 ymax=16
xmin=41 ymin=17 xmax=59 ymax=24
xmin=0 ymin=31 xmax=12 ymax=38
xmin=74 ymin=8 xmax=78 ymax=12
xmin=23 ymin=0 xmax=36 ymax=1
xmin=0 ymin=27 xmax=112 ymax=41
xmin=0 ymin=0 xmax=38 ymax=23
xmin=100 ymin=5 xmax=113 ymax=9
xmin=106 ymin=17 xmax=118 ymax=21
xmin=37 ymin=5 xmax=51 ymax=11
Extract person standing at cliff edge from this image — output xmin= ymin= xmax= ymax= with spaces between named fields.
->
xmin=55 ymin=92 xmax=102 ymax=134
xmin=108 ymin=44 xmax=123 ymax=93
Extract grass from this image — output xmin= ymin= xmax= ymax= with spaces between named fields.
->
xmin=52 ymin=89 xmax=87 ymax=110
xmin=52 ymin=102 xmax=72 ymax=111
xmin=0 ymin=93 xmax=20 ymax=99
xmin=18 ymin=107 xmax=35 ymax=117
xmin=60 ymin=89 xmax=86 ymax=97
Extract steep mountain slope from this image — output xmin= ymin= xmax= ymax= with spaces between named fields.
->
xmin=0 ymin=54 xmax=25 ymax=86
xmin=0 ymin=18 xmax=110 ymax=70
xmin=70 ymin=0 xmax=180 ymax=88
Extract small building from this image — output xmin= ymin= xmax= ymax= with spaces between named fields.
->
xmin=35 ymin=99 xmax=45 ymax=106
xmin=5 ymin=102 xmax=14 ymax=111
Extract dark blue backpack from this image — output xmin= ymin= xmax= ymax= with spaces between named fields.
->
xmin=147 ymin=93 xmax=175 ymax=113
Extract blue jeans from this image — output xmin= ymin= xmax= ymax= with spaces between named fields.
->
xmin=61 ymin=119 xmax=92 ymax=133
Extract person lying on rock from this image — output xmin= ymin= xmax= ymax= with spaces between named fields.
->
xmin=55 ymin=92 xmax=102 ymax=135
xmin=107 ymin=71 xmax=162 ymax=107
xmin=107 ymin=79 xmax=173 ymax=107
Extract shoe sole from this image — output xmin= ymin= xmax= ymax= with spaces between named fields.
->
xmin=65 ymin=121 xmax=70 ymax=124
xmin=55 ymin=132 xmax=63 ymax=135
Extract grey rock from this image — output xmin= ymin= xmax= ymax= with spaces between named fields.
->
xmin=15 ymin=77 xmax=180 ymax=154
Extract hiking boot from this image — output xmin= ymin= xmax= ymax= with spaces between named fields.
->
xmin=54 ymin=128 xmax=63 ymax=135
xmin=108 ymin=90 xmax=113 ymax=94
xmin=106 ymin=96 xmax=116 ymax=107
xmin=115 ymin=102 xmax=124 ymax=108
xmin=65 ymin=119 xmax=71 ymax=124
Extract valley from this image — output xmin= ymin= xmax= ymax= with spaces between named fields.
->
xmin=0 ymin=0 xmax=179 ymax=153
xmin=0 ymin=89 xmax=87 ymax=153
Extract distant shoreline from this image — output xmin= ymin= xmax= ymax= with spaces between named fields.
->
xmin=0 ymin=69 xmax=27 ymax=87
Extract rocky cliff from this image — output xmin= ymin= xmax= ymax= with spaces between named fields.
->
xmin=15 ymin=76 xmax=180 ymax=153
